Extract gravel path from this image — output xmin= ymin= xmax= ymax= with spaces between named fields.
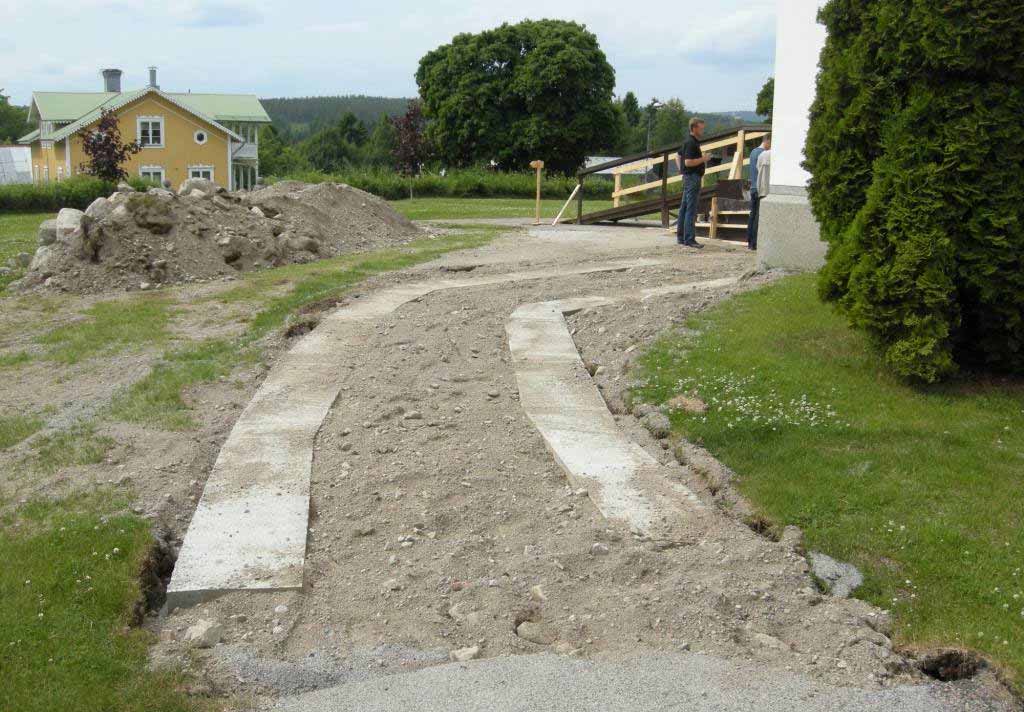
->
xmin=152 ymin=226 xmax=1015 ymax=710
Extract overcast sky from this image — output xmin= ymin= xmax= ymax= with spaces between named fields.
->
xmin=1 ymin=0 xmax=775 ymax=112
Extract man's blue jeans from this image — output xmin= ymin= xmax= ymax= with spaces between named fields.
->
xmin=676 ymin=173 xmax=701 ymax=244
xmin=747 ymin=191 xmax=760 ymax=249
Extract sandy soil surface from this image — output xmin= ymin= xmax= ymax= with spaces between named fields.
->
xmin=3 ymin=222 xmax=1013 ymax=709
xmin=146 ymin=227 xmax=1014 ymax=709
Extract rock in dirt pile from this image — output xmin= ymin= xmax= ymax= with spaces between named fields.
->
xmin=16 ymin=179 xmax=425 ymax=293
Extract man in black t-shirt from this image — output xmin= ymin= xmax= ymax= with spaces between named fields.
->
xmin=675 ymin=117 xmax=713 ymax=248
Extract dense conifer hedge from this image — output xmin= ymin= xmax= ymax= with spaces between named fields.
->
xmin=805 ymin=0 xmax=1024 ymax=382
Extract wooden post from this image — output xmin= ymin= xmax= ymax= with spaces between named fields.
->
xmin=660 ymin=151 xmax=670 ymax=227
xmin=529 ymin=160 xmax=544 ymax=225
xmin=709 ymin=197 xmax=720 ymax=240
xmin=613 ymin=173 xmax=622 ymax=208
xmin=577 ymin=174 xmax=585 ymax=224
xmin=729 ymin=130 xmax=746 ymax=180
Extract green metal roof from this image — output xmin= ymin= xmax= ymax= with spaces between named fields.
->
xmin=18 ymin=129 xmax=40 ymax=144
xmin=28 ymin=89 xmax=270 ymax=134
xmin=30 ymin=92 xmax=117 ymax=122
xmin=169 ymin=94 xmax=271 ymax=123
xmin=46 ymin=89 xmax=148 ymax=142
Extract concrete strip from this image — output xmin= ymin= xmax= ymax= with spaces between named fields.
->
xmin=273 ymin=651 xmax=975 ymax=712
xmin=506 ymin=278 xmax=737 ymax=542
xmin=166 ymin=258 xmax=664 ymax=607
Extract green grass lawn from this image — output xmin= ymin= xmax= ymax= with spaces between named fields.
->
xmin=0 ymin=212 xmax=51 ymax=291
xmin=0 ymin=495 xmax=207 ymax=712
xmin=390 ymin=197 xmax=615 ymax=221
xmin=633 ymin=274 xmax=1024 ymax=688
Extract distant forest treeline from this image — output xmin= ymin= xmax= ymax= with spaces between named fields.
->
xmin=260 ymin=95 xmax=413 ymax=141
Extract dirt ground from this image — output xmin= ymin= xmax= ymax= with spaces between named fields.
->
xmin=143 ymin=226 xmax=1013 ymax=709
xmin=2 ymin=223 xmax=1015 ymax=710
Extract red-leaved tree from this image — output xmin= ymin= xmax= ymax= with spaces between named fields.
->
xmin=80 ymin=109 xmax=141 ymax=182
xmin=391 ymin=100 xmax=428 ymax=176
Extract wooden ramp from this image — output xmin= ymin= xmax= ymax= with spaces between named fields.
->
xmin=563 ymin=124 xmax=768 ymax=239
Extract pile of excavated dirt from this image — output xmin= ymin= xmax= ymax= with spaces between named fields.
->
xmin=16 ymin=179 xmax=425 ymax=294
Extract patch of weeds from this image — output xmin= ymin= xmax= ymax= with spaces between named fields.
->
xmin=0 ymin=493 xmax=208 ymax=712
xmin=0 ymin=212 xmax=51 ymax=294
xmin=108 ymin=338 xmax=245 ymax=430
xmin=26 ymin=423 xmax=114 ymax=474
xmin=0 ymin=413 xmax=45 ymax=449
xmin=36 ymin=296 xmax=175 ymax=365
xmin=0 ymin=350 xmax=33 ymax=369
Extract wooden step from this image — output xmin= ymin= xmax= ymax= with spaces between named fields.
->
xmin=695 ymin=222 xmax=746 ymax=229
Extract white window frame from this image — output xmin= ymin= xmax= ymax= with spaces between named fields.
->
xmin=193 ymin=129 xmax=208 ymax=145
xmin=139 ymin=165 xmax=165 ymax=184
xmin=137 ymin=115 xmax=165 ymax=148
xmin=188 ymin=165 xmax=214 ymax=181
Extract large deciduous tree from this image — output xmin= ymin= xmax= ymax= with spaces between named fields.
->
xmin=80 ymin=109 xmax=141 ymax=182
xmin=0 ymin=90 xmax=28 ymax=143
xmin=805 ymin=0 xmax=1024 ymax=382
xmin=415 ymin=19 xmax=618 ymax=175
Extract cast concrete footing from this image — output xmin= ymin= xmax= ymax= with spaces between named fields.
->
xmin=756 ymin=188 xmax=826 ymax=272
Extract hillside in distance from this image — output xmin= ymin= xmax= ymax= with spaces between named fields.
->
xmin=261 ymin=95 xmax=413 ymax=140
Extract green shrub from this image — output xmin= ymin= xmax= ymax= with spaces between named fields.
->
xmin=271 ymin=167 xmax=613 ymax=201
xmin=805 ymin=0 xmax=1024 ymax=382
xmin=0 ymin=176 xmax=153 ymax=213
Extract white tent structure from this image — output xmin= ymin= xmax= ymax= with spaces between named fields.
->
xmin=0 ymin=146 xmax=32 ymax=184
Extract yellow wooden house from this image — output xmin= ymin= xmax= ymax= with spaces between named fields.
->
xmin=18 ymin=68 xmax=271 ymax=190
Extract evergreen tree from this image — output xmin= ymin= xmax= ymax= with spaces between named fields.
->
xmin=756 ymin=77 xmax=774 ymax=121
xmin=0 ymin=90 xmax=27 ymax=143
xmin=621 ymin=91 xmax=641 ymax=127
xmin=806 ymin=0 xmax=1024 ymax=381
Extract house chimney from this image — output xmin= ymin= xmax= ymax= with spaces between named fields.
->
xmin=148 ymin=66 xmax=159 ymax=90
xmin=102 ymin=68 xmax=122 ymax=93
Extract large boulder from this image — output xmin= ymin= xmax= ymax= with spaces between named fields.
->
xmin=177 ymin=178 xmax=220 ymax=196
xmin=127 ymin=193 xmax=175 ymax=234
xmin=29 ymin=245 xmax=60 ymax=276
xmin=85 ymin=197 xmax=113 ymax=222
xmin=55 ymin=208 xmax=84 ymax=243
xmin=37 ymin=219 xmax=58 ymax=246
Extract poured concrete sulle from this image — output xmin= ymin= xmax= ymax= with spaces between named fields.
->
xmin=274 ymin=652 xmax=990 ymax=712
xmin=506 ymin=278 xmax=735 ymax=543
xmin=166 ymin=258 xmax=665 ymax=607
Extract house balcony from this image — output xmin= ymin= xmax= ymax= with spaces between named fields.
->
xmin=232 ymin=142 xmax=258 ymax=161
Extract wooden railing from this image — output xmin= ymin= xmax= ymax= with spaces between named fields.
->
xmin=569 ymin=124 xmax=770 ymax=228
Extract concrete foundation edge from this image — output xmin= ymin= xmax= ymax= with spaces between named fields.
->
xmin=756 ymin=189 xmax=826 ymax=272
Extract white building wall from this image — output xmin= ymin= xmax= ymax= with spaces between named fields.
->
xmin=757 ymin=0 xmax=831 ymax=271
xmin=770 ymin=0 xmax=828 ymax=189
